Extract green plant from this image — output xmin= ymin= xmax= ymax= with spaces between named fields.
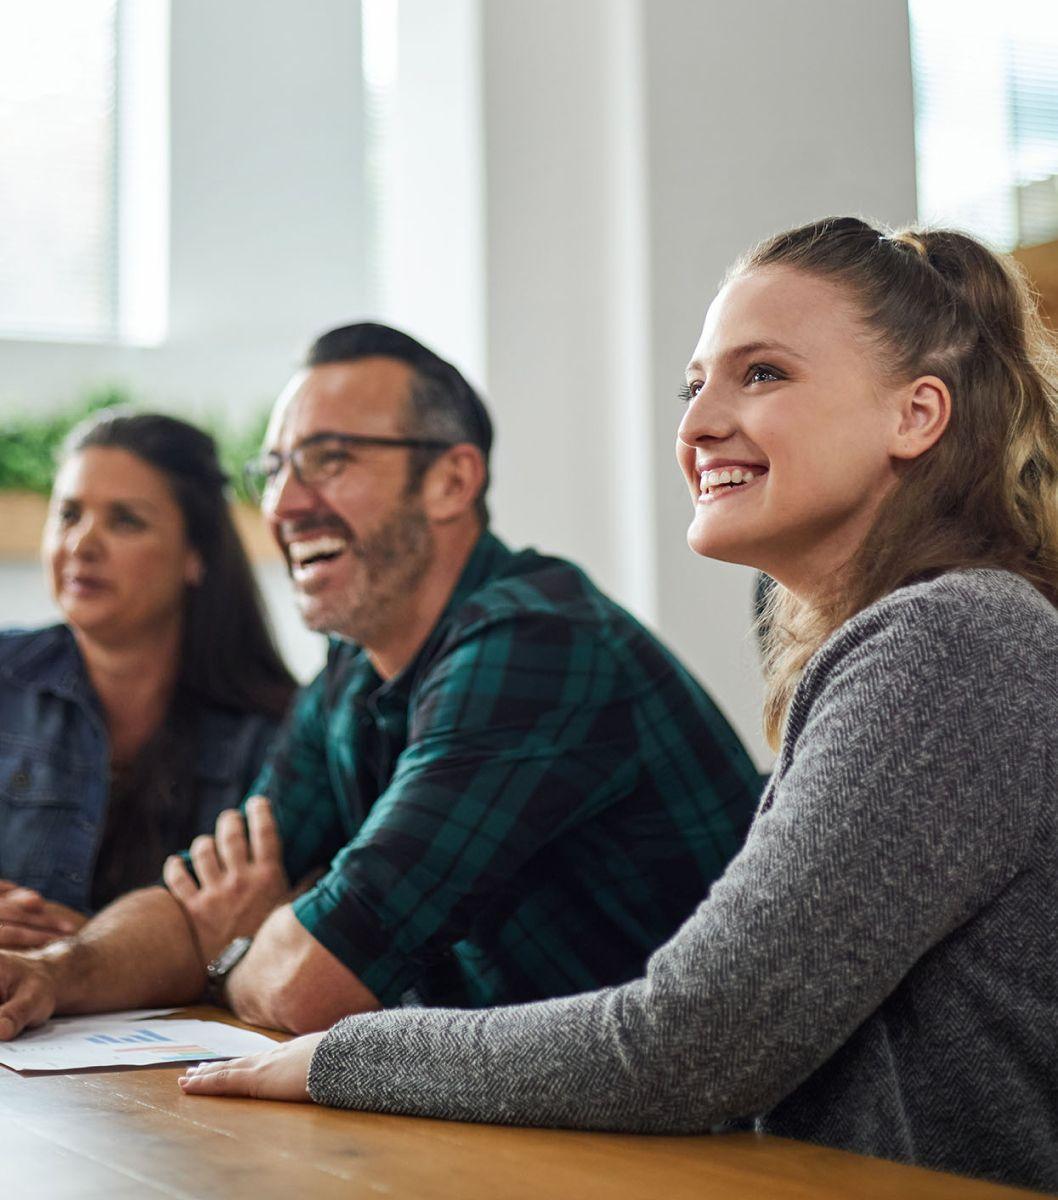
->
xmin=0 ymin=388 xmax=128 ymax=495
xmin=0 ymin=390 xmax=270 ymax=504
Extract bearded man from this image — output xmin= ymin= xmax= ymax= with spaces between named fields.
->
xmin=0 ymin=323 xmax=760 ymax=1038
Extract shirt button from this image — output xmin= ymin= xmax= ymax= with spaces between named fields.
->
xmin=10 ymin=770 xmax=30 ymax=789
xmin=66 ymin=872 xmax=84 ymax=884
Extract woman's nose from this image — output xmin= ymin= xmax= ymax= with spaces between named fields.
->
xmin=67 ymin=517 xmax=103 ymax=557
xmin=677 ymin=384 xmax=734 ymax=448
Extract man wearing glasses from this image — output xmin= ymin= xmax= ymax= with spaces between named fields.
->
xmin=0 ymin=323 xmax=760 ymax=1039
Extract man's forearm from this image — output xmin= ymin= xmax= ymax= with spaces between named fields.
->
xmin=32 ymin=886 xmax=206 ymax=1014
xmin=225 ymin=904 xmax=380 ymax=1034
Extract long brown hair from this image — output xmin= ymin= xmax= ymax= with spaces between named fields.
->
xmin=737 ymin=217 xmax=1058 ymax=748
xmin=64 ymin=410 xmax=296 ymax=720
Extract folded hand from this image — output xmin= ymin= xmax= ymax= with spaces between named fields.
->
xmin=163 ymin=796 xmax=292 ymax=964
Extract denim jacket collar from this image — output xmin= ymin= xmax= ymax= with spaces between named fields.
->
xmin=0 ymin=625 xmax=96 ymax=707
xmin=0 ymin=625 xmax=247 ymax=785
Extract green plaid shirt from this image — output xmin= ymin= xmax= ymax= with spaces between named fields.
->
xmin=253 ymin=532 xmax=760 ymax=1008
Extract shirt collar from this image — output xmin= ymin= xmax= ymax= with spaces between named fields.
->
xmin=0 ymin=624 xmax=94 ymax=704
xmin=368 ymin=530 xmax=512 ymax=705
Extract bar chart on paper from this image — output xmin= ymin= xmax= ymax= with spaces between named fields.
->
xmin=0 ymin=1015 xmax=279 ymax=1072
xmin=86 ymin=1027 xmax=213 ymax=1059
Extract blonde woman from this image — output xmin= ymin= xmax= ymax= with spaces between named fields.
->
xmin=180 ymin=218 xmax=1058 ymax=1193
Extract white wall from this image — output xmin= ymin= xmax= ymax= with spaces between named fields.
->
xmin=0 ymin=0 xmax=367 ymax=423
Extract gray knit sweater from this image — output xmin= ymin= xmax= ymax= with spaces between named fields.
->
xmin=308 ymin=570 xmax=1058 ymax=1193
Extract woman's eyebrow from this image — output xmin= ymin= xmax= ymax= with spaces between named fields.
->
xmin=108 ymin=497 xmax=161 ymax=514
xmin=686 ymin=340 xmax=807 ymax=376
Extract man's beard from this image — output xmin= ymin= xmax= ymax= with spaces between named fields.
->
xmin=297 ymin=497 xmax=435 ymax=645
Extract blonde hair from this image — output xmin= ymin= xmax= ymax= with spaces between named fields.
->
xmin=734 ymin=217 xmax=1058 ymax=748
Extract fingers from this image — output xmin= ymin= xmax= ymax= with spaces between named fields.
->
xmin=246 ymin=796 xmax=282 ymax=864
xmin=0 ymin=900 xmax=55 ymax=931
xmin=39 ymin=900 xmax=85 ymax=934
xmin=163 ymin=855 xmax=198 ymax=903
xmin=215 ymin=809 xmax=250 ymax=870
xmin=189 ymin=835 xmax=222 ymax=887
xmin=0 ymin=922 xmax=57 ymax=950
xmin=178 ymin=1058 xmax=254 ymax=1096
xmin=0 ymin=962 xmax=54 ymax=1041
xmin=0 ymin=892 xmax=82 ymax=936
xmin=0 ymin=886 xmax=45 ymax=913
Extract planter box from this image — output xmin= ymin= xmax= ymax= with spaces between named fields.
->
xmin=0 ymin=491 xmax=280 ymax=563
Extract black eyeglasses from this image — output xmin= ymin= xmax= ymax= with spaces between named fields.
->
xmin=243 ymin=432 xmax=455 ymax=501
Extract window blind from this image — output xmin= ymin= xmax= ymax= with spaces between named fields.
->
xmin=909 ymin=0 xmax=1058 ymax=250
xmin=0 ymin=1 xmax=119 ymax=340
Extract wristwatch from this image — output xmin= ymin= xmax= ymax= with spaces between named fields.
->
xmin=204 ymin=936 xmax=253 ymax=1004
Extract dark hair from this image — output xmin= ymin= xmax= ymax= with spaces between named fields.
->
xmin=306 ymin=322 xmax=493 ymax=524
xmin=63 ymin=410 xmax=296 ymax=720
xmin=734 ymin=216 xmax=1058 ymax=746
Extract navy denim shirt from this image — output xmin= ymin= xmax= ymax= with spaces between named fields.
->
xmin=0 ymin=625 xmax=281 ymax=913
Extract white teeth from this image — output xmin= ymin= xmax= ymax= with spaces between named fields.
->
xmin=288 ymin=536 xmax=348 ymax=565
xmin=699 ymin=466 xmax=761 ymax=493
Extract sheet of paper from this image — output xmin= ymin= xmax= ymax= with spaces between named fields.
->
xmin=48 ymin=1009 xmax=182 ymax=1027
xmin=0 ymin=1017 xmax=278 ymax=1072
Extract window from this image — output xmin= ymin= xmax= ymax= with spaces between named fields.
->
xmin=909 ymin=0 xmax=1058 ymax=250
xmin=0 ymin=0 xmax=168 ymax=344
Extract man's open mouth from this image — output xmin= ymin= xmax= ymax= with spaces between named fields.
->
xmin=287 ymin=535 xmax=349 ymax=569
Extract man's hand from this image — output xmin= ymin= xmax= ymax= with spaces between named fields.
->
xmin=163 ymin=796 xmax=292 ymax=964
xmin=0 ymin=881 xmax=86 ymax=950
xmin=0 ymin=952 xmax=57 ymax=1040
xmin=177 ymin=1031 xmax=325 ymax=1102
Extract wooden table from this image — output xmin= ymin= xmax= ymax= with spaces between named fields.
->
xmin=0 ymin=1011 xmax=1044 ymax=1200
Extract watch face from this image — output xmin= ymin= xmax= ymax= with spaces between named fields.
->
xmin=208 ymin=936 xmax=253 ymax=980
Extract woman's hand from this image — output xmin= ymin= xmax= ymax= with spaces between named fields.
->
xmin=0 ymin=881 xmax=87 ymax=949
xmin=177 ymin=1031 xmax=326 ymax=1101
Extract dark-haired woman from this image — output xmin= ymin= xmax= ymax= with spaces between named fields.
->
xmin=181 ymin=220 xmax=1058 ymax=1193
xmin=0 ymin=412 xmax=296 ymax=946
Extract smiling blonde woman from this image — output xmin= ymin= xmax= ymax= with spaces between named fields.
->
xmin=179 ymin=219 xmax=1058 ymax=1195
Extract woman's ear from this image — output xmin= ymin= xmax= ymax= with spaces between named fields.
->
xmin=890 ymin=375 xmax=951 ymax=461
xmin=421 ymin=445 xmax=487 ymax=523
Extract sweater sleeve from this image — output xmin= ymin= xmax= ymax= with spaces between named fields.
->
xmin=307 ymin=580 xmax=1045 ymax=1131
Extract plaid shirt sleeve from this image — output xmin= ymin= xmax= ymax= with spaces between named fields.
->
xmin=292 ymin=613 xmax=637 ymax=1005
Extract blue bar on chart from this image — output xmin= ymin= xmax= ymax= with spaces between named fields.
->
xmin=87 ymin=1029 xmax=172 ymax=1045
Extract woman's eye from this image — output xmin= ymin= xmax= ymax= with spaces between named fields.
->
xmin=679 ymin=381 xmax=704 ymax=404
xmin=111 ymin=509 xmax=146 ymax=529
xmin=746 ymin=363 xmax=782 ymax=385
xmin=57 ymin=505 xmax=79 ymax=526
